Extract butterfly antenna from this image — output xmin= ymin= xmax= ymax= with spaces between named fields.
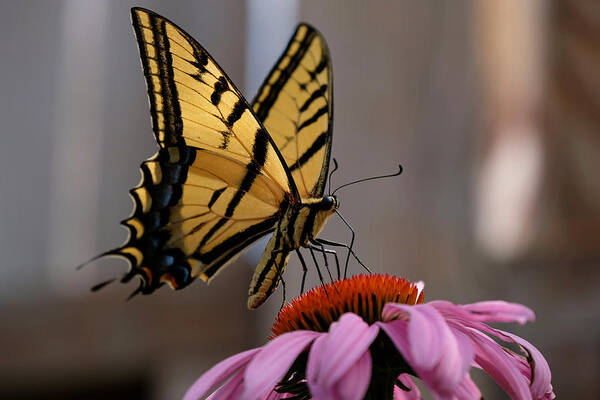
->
xmin=332 ymin=164 xmax=403 ymax=195
xmin=328 ymin=158 xmax=339 ymax=195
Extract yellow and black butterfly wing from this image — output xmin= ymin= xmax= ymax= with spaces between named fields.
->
xmin=252 ymin=24 xmax=333 ymax=198
xmin=115 ymin=144 xmax=288 ymax=294
xmin=130 ymin=7 xmax=298 ymax=191
xmin=95 ymin=8 xmax=301 ymax=296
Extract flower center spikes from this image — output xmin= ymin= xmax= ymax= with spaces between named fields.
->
xmin=271 ymin=274 xmax=424 ymax=337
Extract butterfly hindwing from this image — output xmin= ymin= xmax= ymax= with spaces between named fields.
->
xmin=252 ymin=24 xmax=333 ymax=198
xmin=114 ymin=144 xmax=285 ymax=292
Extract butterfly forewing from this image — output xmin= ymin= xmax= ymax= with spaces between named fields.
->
xmin=131 ymin=8 xmax=297 ymax=195
xmin=101 ymin=8 xmax=305 ymax=294
xmin=252 ymin=24 xmax=333 ymax=198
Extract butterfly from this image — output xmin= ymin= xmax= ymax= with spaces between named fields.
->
xmin=86 ymin=7 xmax=349 ymax=309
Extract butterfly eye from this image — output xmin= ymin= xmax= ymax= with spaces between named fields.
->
xmin=321 ymin=195 xmax=337 ymax=210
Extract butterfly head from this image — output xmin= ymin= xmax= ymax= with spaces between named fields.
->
xmin=320 ymin=195 xmax=339 ymax=211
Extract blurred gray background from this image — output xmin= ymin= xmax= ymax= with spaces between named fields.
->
xmin=1 ymin=0 xmax=598 ymax=398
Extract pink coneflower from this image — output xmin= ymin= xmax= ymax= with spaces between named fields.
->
xmin=184 ymin=275 xmax=554 ymax=400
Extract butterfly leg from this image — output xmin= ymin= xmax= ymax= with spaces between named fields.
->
xmin=296 ymin=249 xmax=308 ymax=295
xmin=315 ymin=237 xmax=372 ymax=277
xmin=314 ymin=239 xmax=328 ymax=266
xmin=307 ymin=240 xmax=336 ymax=283
xmin=309 ymin=240 xmax=340 ymax=293
xmin=308 ymin=244 xmax=341 ymax=295
xmin=311 ymin=239 xmax=329 ymax=267
xmin=309 ymin=244 xmax=334 ymax=284
xmin=308 ymin=247 xmax=329 ymax=297
xmin=309 ymin=238 xmax=341 ymax=280
xmin=334 ymin=210 xmax=356 ymax=278
xmin=328 ymin=247 xmax=341 ymax=280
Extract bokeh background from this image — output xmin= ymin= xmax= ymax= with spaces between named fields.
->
xmin=1 ymin=0 xmax=598 ymax=398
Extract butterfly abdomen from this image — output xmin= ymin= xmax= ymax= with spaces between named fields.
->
xmin=248 ymin=227 xmax=291 ymax=309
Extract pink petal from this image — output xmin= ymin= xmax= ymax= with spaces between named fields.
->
xmin=466 ymin=329 xmax=532 ymax=400
xmin=384 ymin=300 xmax=552 ymax=400
xmin=381 ymin=301 xmax=411 ymax=322
xmin=431 ymin=300 xmax=534 ymax=328
xmin=263 ymin=390 xmax=290 ymax=400
xmin=449 ymin=327 xmax=475 ymax=383
xmin=453 ymin=373 xmax=482 ymax=400
xmin=306 ymin=334 xmax=329 ymax=396
xmin=406 ymin=305 xmax=447 ymax=369
xmin=306 ymin=313 xmax=379 ymax=398
xmin=184 ymin=348 xmax=260 ymax=400
xmin=378 ymin=319 xmax=445 ymax=395
xmin=242 ymin=330 xmax=322 ymax=400
xmin=262 ymin=391 xmax=279 ymax=400
xmin=332 ymin=350 xmax=372 ymax=400
xmin=380 ymin=305 xmax=473 ymax=396
xmin=263 ymin=389 xmax=301 ymax=399
xmin=436 ymin=300 xmax=552 ymax=399
xmin=377 ymin=319 xmax=411 ymax=360
xmin=382 ymin=304 xmax=443 ymax=369
xmin=498 ymin=330 xmax=555 ymax=399
xmin=460 ymin=301 xmax=535 ymax=324
xmin=431 ymin=301 xmax=532 ymax=347
xmin=394 ymin=374 xmax=422 ymax=399
xmin=206 ymin=367 xmax=245 ymax=400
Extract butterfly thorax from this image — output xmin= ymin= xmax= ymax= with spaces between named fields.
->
xmin=280 ymin=195 xmax=338 ymax=249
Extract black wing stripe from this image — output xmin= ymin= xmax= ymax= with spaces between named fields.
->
xmin=289 ymin=131 xmax=328 ymax=172
xmin=254 ymin=32 xmax=315 ymax=121
xmin=310 ymin=55 xmax=328 ymax=79
xmin=137 ymin=26 xmax=224 ymax=88
xmin=297 ymin=104 xmax=328 ymax=132
xmin=198 ymin=127 xmax=271 ymax=247
xmin=198 ymin=217 xmax=228 ymax=248
xmin=132 ymin=13 xmax=160 ymax=141
xmin=299 ymin=84 xmax=327 ymax=112
xmin=211 ymin=76 xmax=229 ymax=106
xmin=197 ymin=216 xmax=278 ymax=278
xmin=207 ymin=187 xmax=226 ymax=208
xmin=150 ymin=16 xmax=184 ymax=142
xmin=226 ymin=100 xmax=246 ymax=127
xmin=226 ymin=128 xmax=270 ymax=216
